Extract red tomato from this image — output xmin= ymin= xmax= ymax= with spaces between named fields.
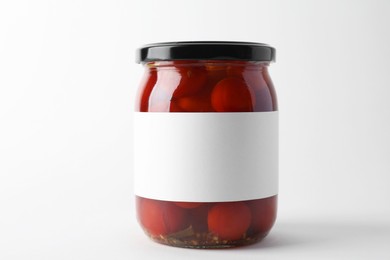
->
xmin=164 ymin=202 xmax=188 ymax=233
xmin=137 ymin=198 xmax=187 ymax=236
xmin=175 ymin=94 xmax=214 ymax=112
xmin=169 ymin=101 xmax=184 ymax=112
xmin=211 ymin=77 xmax=255 ymax=112
xmin=174 ymin=202 xmax=203 ymax=209
xmin=205 ymin=63 xmax=227 ymax=88
xmin=248 ymin=196 xmax=277 ymax=233
xmin=207 ymin=202 xmax=251 ymax=240
xmin=172 ymin=67 xmax=207 ymax=98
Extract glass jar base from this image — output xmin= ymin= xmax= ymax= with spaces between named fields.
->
xmin=145 ymin=230 xmax=269 ymax=249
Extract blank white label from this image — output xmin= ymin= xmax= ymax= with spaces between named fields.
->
xmin=134 ymin=112 xmax=278 ymax=202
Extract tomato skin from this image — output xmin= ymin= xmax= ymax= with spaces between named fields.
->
xmin=174 ymin=94 xmax=214 ymax=112
xmin=207 ymin=202 xmax=251 ymax=240
xmin=164 ymin=203 xmax=188 ymax=233
xmin=172 ymin=67 xmax=207 ymax=98
xmin=137 ymin=197 xmax=187 ymax=236
xmin=174 ymin=202 xmax=203 ymax=209
xmin=211 ymin=77 xmax=255 ymax=112
xmin=169 ymin=101 xmax=183 ymax=112
xmin=205 ymin=63 xmax=227 ymax=81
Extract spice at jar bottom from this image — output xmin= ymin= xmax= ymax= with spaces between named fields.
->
xmin=133 ymin=42 xmax=278 ymax=248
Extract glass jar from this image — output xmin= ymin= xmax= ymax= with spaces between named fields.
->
xmin=134 ymin=42 xmax=278 ymax=248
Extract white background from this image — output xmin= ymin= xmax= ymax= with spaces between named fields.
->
xmin=1 ymin=0 xmax=389 ymax=259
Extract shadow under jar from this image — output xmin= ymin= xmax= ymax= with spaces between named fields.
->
xmin=134 ymin=42 xmax=278 ymax=248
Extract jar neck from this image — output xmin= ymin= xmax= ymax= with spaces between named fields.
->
xmin=144 ymin=60 xmax=269 ymax=70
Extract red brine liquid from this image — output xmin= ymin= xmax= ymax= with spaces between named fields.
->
xmin=135 ymin=60 xmax=278 ymax=248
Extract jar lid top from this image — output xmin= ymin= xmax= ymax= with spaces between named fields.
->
xmin=136 ymin=41 xmax=275 ymax=63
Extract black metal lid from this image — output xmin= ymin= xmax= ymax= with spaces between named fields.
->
xmin=136 ymin=41 xmax=275 ymax=63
